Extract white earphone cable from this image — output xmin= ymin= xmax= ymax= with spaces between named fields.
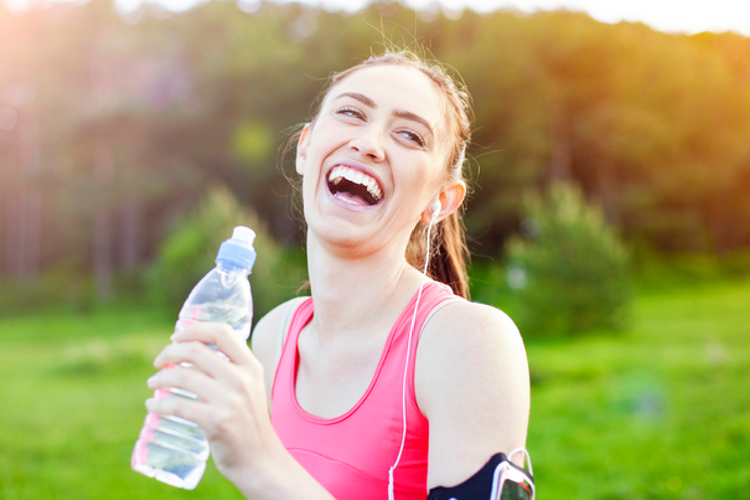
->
xmin=388 ymin=207 xmax=439 ymax=500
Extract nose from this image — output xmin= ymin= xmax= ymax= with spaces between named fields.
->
xmin=349 ymin=128 xmax=385 ymax=162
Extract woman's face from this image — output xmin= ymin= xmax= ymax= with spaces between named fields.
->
xmin=296 ymin=64 xmax=453 ymax=257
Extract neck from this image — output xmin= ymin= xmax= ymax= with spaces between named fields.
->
xmin=305 ymin=232 xmax=425 ymax=343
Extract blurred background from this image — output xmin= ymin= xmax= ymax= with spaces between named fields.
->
xmin=1 ymin=0 xmax=748 ymax=498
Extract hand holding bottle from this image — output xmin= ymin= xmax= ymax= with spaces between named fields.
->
xmin=145 ymin=320 xmax=283 ymax=487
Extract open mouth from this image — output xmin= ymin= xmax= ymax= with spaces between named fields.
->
xmin=327 ymin=165 xmax=383 ymax=206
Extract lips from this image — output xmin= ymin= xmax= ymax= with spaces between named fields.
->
xmin=327 ymin=165 xmax=383 ymax=206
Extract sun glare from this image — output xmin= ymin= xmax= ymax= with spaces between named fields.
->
xmin=397 ymin=0 xmax=750 ymax=36
xmin=5 ymin=0 xmax=750 ymax=36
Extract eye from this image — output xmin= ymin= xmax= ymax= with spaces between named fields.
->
xmin=336 ymin=106 xmax=365 ymax=120
xmin=396 ymin=129 xmax=425 ymax=148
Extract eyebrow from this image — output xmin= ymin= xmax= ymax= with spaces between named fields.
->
xmin=334 ymin=91 xmax=435 ymax=138
xmin=337 ymin=91 xmax=376 ymax=108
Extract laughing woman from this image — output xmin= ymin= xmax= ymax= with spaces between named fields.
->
xmin=146 ymin=49 xmax=532 ymax=499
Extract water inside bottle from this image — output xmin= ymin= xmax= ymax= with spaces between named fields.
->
xmin=176 ymin=302 xmax=252 ymax=340
xmin=132 ymin=433 xmax=207 ymax=489
xmin=132 ymin=385 xmax=210 ymax=488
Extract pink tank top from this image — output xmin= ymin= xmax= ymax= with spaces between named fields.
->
xmin=271 ymin=282 xmax=458 ymax=499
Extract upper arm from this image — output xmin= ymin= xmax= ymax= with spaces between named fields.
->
xmin=250 ymin=297 xmax=307 ymax=408
xmin=415 ymin=301 xmax=530 ymax=489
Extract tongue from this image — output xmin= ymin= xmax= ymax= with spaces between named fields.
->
xmin=332 ymin=191 xmax=369 ymax=206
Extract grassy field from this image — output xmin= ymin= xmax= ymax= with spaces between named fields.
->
xmin=0 ymin=276 xmax=748 ymax=499
xmin=0 ymin=308 xmax=245 ymax=500
xmin=526 ymin=276 xmax=750 ymax=499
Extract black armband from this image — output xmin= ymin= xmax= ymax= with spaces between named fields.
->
xmin=427 ymin=452 xmax=534 ymax=500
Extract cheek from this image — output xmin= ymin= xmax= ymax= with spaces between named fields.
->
xmin=301 ymin=171 xmax=321 ymax=206
xmin=407 ymin=156 xmax=448 ymax=197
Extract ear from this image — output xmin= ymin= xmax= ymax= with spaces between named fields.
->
xmin=421 ymin=181 xmax=466 ymax=225
xmin=295 ymin=124 xmax=311 ymax=175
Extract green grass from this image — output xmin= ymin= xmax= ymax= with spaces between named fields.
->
xmin=0 ymin=308 xmax=244 ymax=500
xmin=1 ymin=277 xmax=749 ymax=499
xmin=526 ymin=277 xmax=750 ymax=499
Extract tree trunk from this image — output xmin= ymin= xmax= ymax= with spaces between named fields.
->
xmin=15 ymin=187 xmax=42 ymax=279
xmin=548 ymin=102 xmax=572 ymax=183
xmin=19 ymin=109 xmax=42 ymax=279
xmin=0 ymin=107 xmax=42 ymax=281
xmin=93 ymin=144 xmax=114 ymax=300
xmin=120 ymin=192 xmax=143 ymax=270
xmin=2 ymin=189 xmax=19 ymax=279
xmin=594 ymin=151 xmax=620 ymax=226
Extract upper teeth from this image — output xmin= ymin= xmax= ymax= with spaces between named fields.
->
xmin=328 ymin=166 xmax=383 ymax=201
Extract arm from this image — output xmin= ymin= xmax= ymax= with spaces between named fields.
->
xmin=144 ymin=298 xmax=334 ymax=500
xmin=415 ymin=301 xmax=531 ymax=490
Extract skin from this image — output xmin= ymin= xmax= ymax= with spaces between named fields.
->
xmin=146 ymin=64 xmax=530 ymax=498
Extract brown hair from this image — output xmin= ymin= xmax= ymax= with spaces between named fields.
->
xmin=299 ymin=49 xmax=473 ymax=299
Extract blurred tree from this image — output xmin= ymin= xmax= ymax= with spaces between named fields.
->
xmin=1 ymin=0 xmax=750 ymax=295
xmin=147 ymin=183 xmax=305 ymax=323
xmin=505 ymin=182 xmax=632 ymax=337
xmin=440 ymin=10 xmax=551 ymax=250
xmin=0 ymin=4 xmax=44 ymax=281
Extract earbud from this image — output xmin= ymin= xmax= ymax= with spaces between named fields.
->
xmin=430 ymin=199 xmax=442 ymax=220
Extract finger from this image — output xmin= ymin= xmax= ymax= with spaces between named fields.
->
xmin=147 ymin=365 xmax=222 ymax=403
xmin=145 ymin=390 xmax=213 ymax=429
xmin=154 ymin=340 xmax=229 ymax=376
xmin=170 ymin=321 xmax=255 ymax=366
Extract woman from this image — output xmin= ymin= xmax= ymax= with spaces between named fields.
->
xmin=146 ymin=49 xmax=531 ymax=499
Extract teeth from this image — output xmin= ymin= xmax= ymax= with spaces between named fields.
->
xmin=328 ymin=166 xmax=383 ymax=201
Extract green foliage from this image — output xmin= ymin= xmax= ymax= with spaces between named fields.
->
xmin=232 ymin=120 xmax=276 ymax=166
xmin=632 ymin=246 xmax=750 ymax=293
xmin=146 ymin=184 xmax=306 ymax=324
xmin=4 ymin=1 xmax=750 ymax=289
xmin=0 ymin=267 xmax=94 ymax=316
xmin=505 ymin=183 xmax=632 ymax=337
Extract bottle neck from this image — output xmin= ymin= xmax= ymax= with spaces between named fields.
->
xmin=215 ymin=258 xmax=251 ymax=275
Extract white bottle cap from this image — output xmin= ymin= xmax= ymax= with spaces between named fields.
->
xmin=232 ymin=226 xmax=256 ymax=247
xmin=217 ymin=226 xmax=257 ymax=271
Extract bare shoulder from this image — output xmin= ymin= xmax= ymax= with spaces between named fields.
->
xmin=250 ymin=296 xmax=308 ymax=403
xmin=417 ymin=300 xmax=528 ymax=380
xmin=416 ymin=300 xmax=531 ymax=488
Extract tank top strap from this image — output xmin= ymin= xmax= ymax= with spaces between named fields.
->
xmin=271 ymin=297 xmax=314 ymax=402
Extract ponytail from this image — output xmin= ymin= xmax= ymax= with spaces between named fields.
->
xmin=406 ymin=211 xmax=471 ymax=300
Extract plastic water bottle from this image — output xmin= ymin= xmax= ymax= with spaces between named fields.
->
xmin=131 ymin=226 xmax=257 ymax=489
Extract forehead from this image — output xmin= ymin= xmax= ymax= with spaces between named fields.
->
xmin=326 ymin=65 xmax=447 ymax=128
